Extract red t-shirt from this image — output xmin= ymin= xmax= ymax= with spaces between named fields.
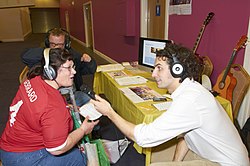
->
xmin=0 ymin=76 xmax=73 ymax=152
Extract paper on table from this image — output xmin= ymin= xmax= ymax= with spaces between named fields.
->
xmin=122 ymin=61 xmax=138 ymax=70
xmin=115 ymin=76 xmax=147 ymax=86
xmin=107 ymin=70 xmax=127 ymax=78
xmin=120 ymin=87 xmax=145 ymax=103
xmin=79 ymin=102 xmax=102 ymax=120
xmin=96 ymin=64 xmax=124 ymax=72
xmin=153 ymin=101 xmax=172 ymax=111
xmin=120 ymin=86 xmax=162 ymax=103
xmin=122 ymin=62 xmax=134 ymax=70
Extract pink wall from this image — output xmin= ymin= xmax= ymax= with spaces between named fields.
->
xmin=168 ymin=0 xmax=250 ymax=84
xmin=59 ymin=0 xmax=250 ymax=84
xmin=60 ymin=0 xmax=86 ymax=42
xmin=91 ymin=0 xmax=140 ymax=62
xmin=60 ymin=0 xmax=140 ymax=63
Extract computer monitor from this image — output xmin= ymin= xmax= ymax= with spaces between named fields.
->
xmin=138 ymin=37 xmax=172 ymax=70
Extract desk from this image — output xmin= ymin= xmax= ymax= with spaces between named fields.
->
xmin=93 ymin=68 xmax=233 ymax=166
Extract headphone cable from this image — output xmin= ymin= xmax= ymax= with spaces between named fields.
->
xmin=54 ymin=79 xmax=60 ymax=89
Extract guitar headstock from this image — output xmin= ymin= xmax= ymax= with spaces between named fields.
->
xmin=234 ymin=35 xmax=248 ymax=51
xmin=203 ymin=12 xmax=215 ymax=26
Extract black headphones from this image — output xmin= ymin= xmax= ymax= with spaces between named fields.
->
xmin=43 ymin=48 xmax=57 ymax=80
xmin=44 ymin=28 xmax=71 ymax=50
xmin=170 ymin=54 xmax=185 ymax=78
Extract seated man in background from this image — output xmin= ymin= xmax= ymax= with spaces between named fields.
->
xmin=91 ymin=43 xmax=249 ymax=166
xmin=21 ymin=27 xmax=97 ymax=91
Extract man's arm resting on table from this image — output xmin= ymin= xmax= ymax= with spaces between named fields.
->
xmin=173 ymin=137 xmax=189 ymax=161
xmin=80 ymin=59 xmax=97 ymax=75
xmin=69 ymin=48 xmax=97 ymax=75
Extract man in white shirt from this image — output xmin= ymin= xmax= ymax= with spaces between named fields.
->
xmin=91 ymin=43 xmax=249 ymax=166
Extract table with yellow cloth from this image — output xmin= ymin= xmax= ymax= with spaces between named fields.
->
xmin=93 ymin=68 xmax=233 ymax=166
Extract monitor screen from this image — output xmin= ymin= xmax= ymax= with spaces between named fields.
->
xmin=138 ymin=37 xmax=172 ymax=69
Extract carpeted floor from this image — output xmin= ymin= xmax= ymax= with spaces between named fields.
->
xmin=0 ymin=33 xmax=145 ymax=166
xmin=0 ymin=33 xmax=46 ymax=135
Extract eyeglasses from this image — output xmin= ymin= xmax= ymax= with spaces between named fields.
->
xmin=49 ymin=42 xmax=65 ymax=47
xmin=61 ymin=65 xmax=76 ymax=71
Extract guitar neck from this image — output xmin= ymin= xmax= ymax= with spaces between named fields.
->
xmin=193 ymin=12 xmax=214 ymax=55
xmin=221 ymin=51 xmax=236 ymax=83
xmin=193 ymin=25 xmax=206 ymax=54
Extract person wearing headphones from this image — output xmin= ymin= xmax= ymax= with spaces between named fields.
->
xmin=91 ymin=43 xmax=249 ymax=166
xmin=0 ymin=48 xmax=98 ymax=165
xmin=21 ymin=28 xmax=97 ymax=91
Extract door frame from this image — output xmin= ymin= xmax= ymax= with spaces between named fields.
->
xmin=140 ymin=0 xmax=169 ymax=39
xmin=83 ymin=1 xmax=94 ymax=49
xmin=65 ymin=10 xmax=70 ymax=33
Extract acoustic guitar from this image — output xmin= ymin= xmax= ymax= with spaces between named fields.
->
xmin=193 ymin=12 xmax=214 ymax=89
xmin=213 ymin=35 xmax=248 ymax=102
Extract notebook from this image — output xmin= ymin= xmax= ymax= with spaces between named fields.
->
xmin=79 ymin=103 xmax=102 ymax=120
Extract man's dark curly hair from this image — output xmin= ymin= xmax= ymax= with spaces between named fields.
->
xmin=156 ymin=43 xmax=203 ymax=83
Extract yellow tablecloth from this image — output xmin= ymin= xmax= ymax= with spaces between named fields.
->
xmin=93 ymin=68 xmax=233 ymax=166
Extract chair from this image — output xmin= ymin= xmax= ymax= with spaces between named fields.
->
xmin=230 ymin=64 xmax=250 ymax=124
xmin=19 ymin=66 xmax=29 ymax=83
xmin=201 ymin=55 xmax=213 ymax=77
xmin=201 ymin=56 xmax=213 ymax=90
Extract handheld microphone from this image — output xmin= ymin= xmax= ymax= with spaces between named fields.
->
xmin=59 ymin=86 xmax=79 ymax=112
xmin=81 ymin=84 xmax=96 ymax=100
xmin=59 ymin=86 xmax=73 ymax=95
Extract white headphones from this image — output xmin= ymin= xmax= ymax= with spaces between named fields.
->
xmin=170 ymin=55 xmax=184 ymax=78
xmin=43 ymin=48 xmax=57 ymax=80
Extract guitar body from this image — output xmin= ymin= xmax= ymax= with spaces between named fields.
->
xmin=226 ymin=73 xmax=237 ymax=102
xmin=213 ymin=35 xmax=247 ymax=102
xmin=213 ymin=72 xmax=237 ymax=102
